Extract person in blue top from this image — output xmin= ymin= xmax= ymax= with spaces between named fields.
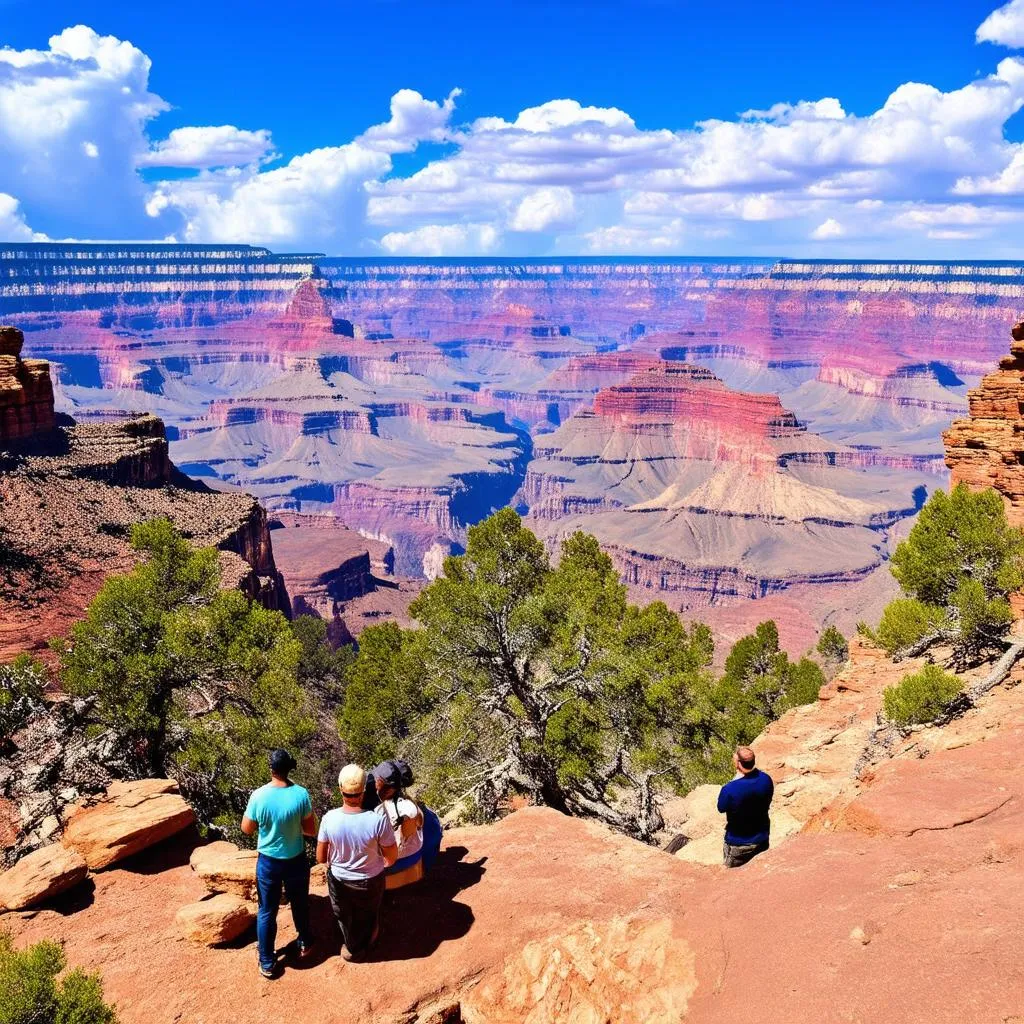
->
xmin=241 ymin=749 xmax=318 ymax=978
xmin=717 ymin=746 xmax=774 ymax=868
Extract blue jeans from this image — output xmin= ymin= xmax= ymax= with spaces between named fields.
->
xmin=256 ymin=852 xmax=311 ymax=970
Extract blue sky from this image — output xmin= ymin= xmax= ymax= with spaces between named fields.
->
xmin=3 ymin=0 xmax=1024 ymax=255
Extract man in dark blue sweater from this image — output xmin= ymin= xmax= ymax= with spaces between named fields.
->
xmin=717 ymin=746 xmax=773 ymax=868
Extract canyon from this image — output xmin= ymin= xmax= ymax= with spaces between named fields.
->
xmin=5 ymin=245 xmax=1024 ymax=642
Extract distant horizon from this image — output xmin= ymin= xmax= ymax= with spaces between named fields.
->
xmin=9 ymin=243 xmax=1024 ymax=269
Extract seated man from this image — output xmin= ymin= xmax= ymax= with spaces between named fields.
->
xmin=717 ymin=746 xmax=774 ymax=868
xmin=241 ymin=749 xmax=317 ymax=979
xmin=317 ymin=764 xmax=398 ymax=961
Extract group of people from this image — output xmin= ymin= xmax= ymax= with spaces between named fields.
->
xmin=240 ymin=743 xmax=774 ymax=978
xmin=241 ymin=749 xmax=440 ymax=979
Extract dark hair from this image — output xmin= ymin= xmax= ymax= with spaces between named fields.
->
xmin=269 ymin=749 xmax=297 ymax=776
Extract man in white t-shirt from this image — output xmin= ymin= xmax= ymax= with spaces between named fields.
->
xmin=372 ymin=760 xmax=424 ymax=868
xmin=316 ymin=764 xmax=398 ymax=960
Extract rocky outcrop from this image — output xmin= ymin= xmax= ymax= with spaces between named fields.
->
xmin=0 ymin=843 xmax=88 ymax=911
xmin=944 ymin=320 xmax=1024 ymax=526
xmin=176 ymin=894 xmax=256 ymax=946
xmin=0 ymin=404 xmax=290 ymax=661
xmin=0 ymin=696 xmax=134 ymax=866
xmin=62 ymin=779 xmax=195 ymax=870
xmin=189 ymin=842 xmax=257 ymax=902
xmin=0 ymin=325 xmax=55 ymax=443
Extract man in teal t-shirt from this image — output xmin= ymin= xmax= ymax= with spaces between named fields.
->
xmin=241 ymin=749 xmax=317 ymax=978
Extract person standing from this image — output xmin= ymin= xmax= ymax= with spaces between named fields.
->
xmin=241 ymin=749 xmax=317 ymax=979
xmin=372 ymin=760 xmax=425 ymax=889
xmin=317 ymin=764 xmax=398 ymax=960
xmin=717 ymin=746 xmax=774 ymax=868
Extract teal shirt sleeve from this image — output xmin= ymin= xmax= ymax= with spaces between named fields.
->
xmin=301 ymin=790 xmax=313 ymax=818
xmin=244 ymin=790 xmax=259 ymax=821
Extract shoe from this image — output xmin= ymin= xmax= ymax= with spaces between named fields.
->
xmin=297 ymin=940 xmax=313 ymax=959
xmin=340 ymin=946 xmax=360 ymax=962
xmin=259 ymin=964 xmax=276 ymax=980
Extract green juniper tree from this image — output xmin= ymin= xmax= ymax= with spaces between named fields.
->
xmin=341 ymin=509 xmax=715 ymax=841
xmin=0 ymin=655 xmax=46 ymax=747
xmin=58 ymin=519 xmax=315 ymax=829
xmin=871 ymin=484 xmax=1024 ymax=667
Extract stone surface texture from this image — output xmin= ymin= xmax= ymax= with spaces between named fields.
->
xmin=176 ymin=893 xmax=257 ymax=946
xmin=0 ymin=843 xmax=88 ymax=910
xmin=61 ymin=779 xmax=195 ymax=869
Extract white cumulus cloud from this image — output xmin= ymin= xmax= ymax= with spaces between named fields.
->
xmin=8 ymin=13 xmax=1024 ymax=256
xmin=978 ymin=0 xmax=1024 ymax=47
xmin=138 ymin=126 xmax=275 ymax=169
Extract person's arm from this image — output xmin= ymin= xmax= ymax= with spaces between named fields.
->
xmin=241 ymin=795 xmax=258 ymax=836
xmin=316 ymin=840 xmax=330 ymax=864
xmin=378 ymin=813 xmax=399 ymax=866
xmin=300 ymin=792 xmax=317 ymax=838
xmin=717 ymin=784 xmax=730 ymax=814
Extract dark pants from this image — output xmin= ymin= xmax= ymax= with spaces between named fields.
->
xmin=723 ymin=839 xmax=769 ymax=868
xmin=326 ymin=870 xmax=386 ymax=956
xmin=256 ymin=852 xmax=311 ymax=970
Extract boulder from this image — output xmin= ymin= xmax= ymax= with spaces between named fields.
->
xmin=0 ymin=844 xmax=88 ymax=911
xmin=189 ymin=841 xmax=257 ymax=900
xmin=176 ymin=893 xmax=256 ymax=946
xmin=62 ymin=779 xmax=195 ymax=869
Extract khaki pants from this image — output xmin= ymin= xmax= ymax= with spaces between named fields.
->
xmin=723 ymin=839 xmax=769 ymax=868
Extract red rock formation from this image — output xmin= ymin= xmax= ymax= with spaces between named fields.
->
xmin=0 ymin=325 xmax=55 ymax=443
xmin=944 ymin=321 xmax=1024 ymax=527
xmin=0 ymin=406 xmax=290 ymax=661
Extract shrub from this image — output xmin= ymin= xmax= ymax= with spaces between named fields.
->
xmin=58 ymin=518 xmax=315 ymax=827
xmin=874 ymin=598 xmax=946 ymax=656
xmin=882 ymin=664 xmax=963 ymax=727
xmin=0 ymin=655 xmax=46 ymax=744
xmin=0 ymin=930 xmax=117 ymax=1024
xmin=875 ymin=484 xmax=1024 ymax=665
xmin=816 ymin=625 xmax=848 ymax=663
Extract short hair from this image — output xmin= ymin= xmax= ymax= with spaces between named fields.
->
xmin=269 ymin=749 xmax=296 ymax=776
xmin=338 ymin=763 xmax=366 ymax=796
xmin=736 ymin=746 xmax=756 ymax=770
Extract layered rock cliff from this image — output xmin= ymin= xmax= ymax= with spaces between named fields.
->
xmin=0 ymin=345 xmax=290 ymax=659
xmin=944 ymin=320 xmax=1024 ymax=525
xmin=7 ymin=246 xmax=1020 ymax=639
xmin=0 ymin=326 xmax=55 ymax=442
xmin=523 ymin=361 xmax=931 ymax=639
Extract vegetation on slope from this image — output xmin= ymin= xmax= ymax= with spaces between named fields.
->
xmin=340 ymin=508 xmax=822 ymax=841
xmin=55 ymin=518 xmax=319 ymax=834
xmin=0 ymin=930 xmax=117 ymax=1024
xmin=865 ymin=484 xmax=1024 ymax=669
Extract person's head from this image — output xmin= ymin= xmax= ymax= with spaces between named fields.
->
xmin=733 ymin=746 xmax=756 ymax=774
xmin=372 ymin=760 xmax=401 ymax=800
xmin=269 ymin=748 xmax=297 ymax=781
xmin=338 ymin=764 xmax=367 ymax=806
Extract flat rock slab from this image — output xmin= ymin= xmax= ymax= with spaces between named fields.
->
xmin=62 ymin=779 xmax=195 ymax=869
xmin=190 ymin=842 xmax=257 ymax=900
xmin=0 ymin=844 xmax=88 ymax=911
xmin=176 ymin=893 xmax=256 ymax=946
